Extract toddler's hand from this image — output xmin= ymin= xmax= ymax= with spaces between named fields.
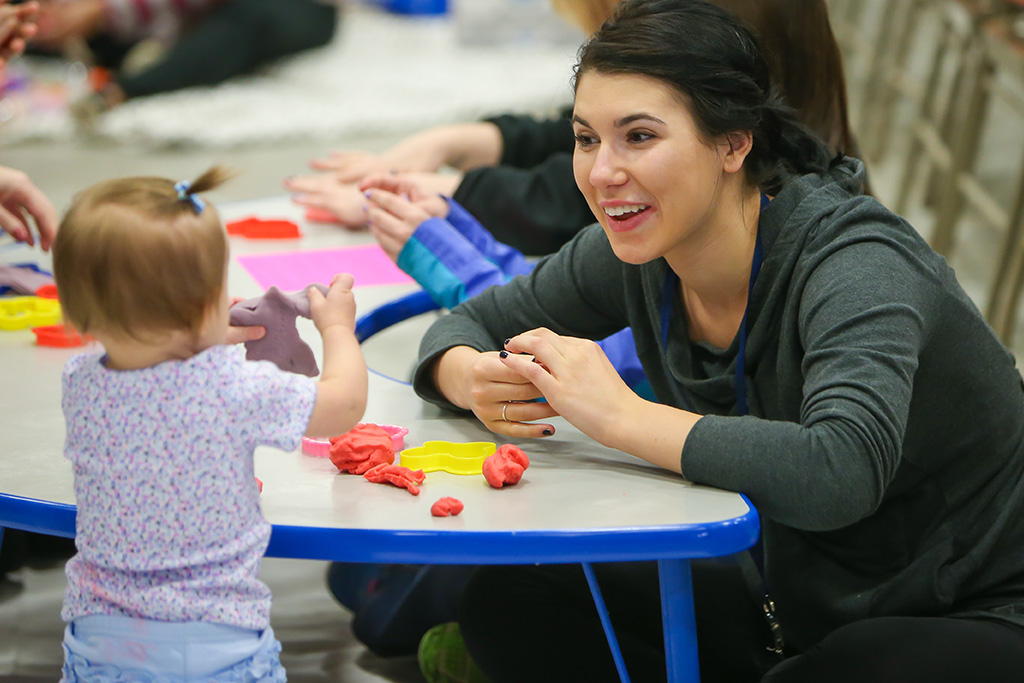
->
xmin=309 ymin=273 xmax=356 ymax=333
xmin=225 ymin=295 xmax=266 ymax=345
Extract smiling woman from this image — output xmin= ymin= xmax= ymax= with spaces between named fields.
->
xmin=409 ymin=0 xmax=1024 ymax=681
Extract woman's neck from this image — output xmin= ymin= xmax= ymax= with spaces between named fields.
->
xmin=665 ymin=184 xmax=763 ymax=312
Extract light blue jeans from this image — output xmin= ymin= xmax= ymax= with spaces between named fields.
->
xmin=62 ymin=615 xmax=287 ymax=682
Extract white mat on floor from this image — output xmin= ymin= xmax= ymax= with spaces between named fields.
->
xmin=0 ymin=5 xmax=579 ymax=148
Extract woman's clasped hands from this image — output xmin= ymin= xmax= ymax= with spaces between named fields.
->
xmin=436 ymin=328 xmax=645 ymax=445
xmin=499 ymin=328 xmax=644 ymax=445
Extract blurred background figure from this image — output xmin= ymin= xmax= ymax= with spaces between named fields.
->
xmin=30 ymin=0 xmax=340 ymax=121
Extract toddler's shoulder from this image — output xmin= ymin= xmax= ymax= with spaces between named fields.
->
xmin=61 ymin=351 xmax=103 ymax=385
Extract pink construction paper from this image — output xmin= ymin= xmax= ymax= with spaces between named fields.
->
xmin=236 ymin=245 xmax=413 ymax=291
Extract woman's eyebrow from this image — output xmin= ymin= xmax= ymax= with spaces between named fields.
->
xmin=571 ymin=113 xmax=666 ymax=128
xmin=616 ymin=113 xmax=665 ymax=127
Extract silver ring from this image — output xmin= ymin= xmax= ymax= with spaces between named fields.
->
xmin=501 ymin=402 xmax=510 ymax=422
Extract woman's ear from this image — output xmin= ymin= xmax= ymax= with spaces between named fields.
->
xmin=721 ymin=131 xmax=754 ymax=174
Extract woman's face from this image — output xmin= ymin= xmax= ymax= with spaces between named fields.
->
xmin=572 ymin=71 xmax=730 ymax=265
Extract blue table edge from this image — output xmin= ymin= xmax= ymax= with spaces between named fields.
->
xmin=0 ymin=492 xmax=760 ymax=564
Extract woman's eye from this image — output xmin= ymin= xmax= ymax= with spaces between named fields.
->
xmin=626 ymin=130 xmax=655 ymax=144
xmin=574 ymin=132 xmax=598 ymax=148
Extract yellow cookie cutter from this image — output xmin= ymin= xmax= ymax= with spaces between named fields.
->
xmin=399 ymin=440 xmax=496 ymax=475
xmin=0 ymin=296 xmax=62 ymax=331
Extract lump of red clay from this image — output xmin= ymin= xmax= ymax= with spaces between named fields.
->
xmin=430 ymin=497 xmax=464 ymax=517
xmin=364 ymin=463 xmax=426 ymax=495
xmin=482 ymin=444 xmax=530 ymax=489
xmin=329 ymin=424 xmax=394 ymax=475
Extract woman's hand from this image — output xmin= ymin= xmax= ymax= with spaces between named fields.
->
xmin=434 ymin=345 xmax=559 ymax=438
xmin=284 ymin=174 xmax=368 ymax=230
xmin=501 ymin=328 xmax=699 ymax=473
xmin=500 ymin=328 xmax=637 ymax=445
xmin=225 ymin=296 xmax=266 ymax=345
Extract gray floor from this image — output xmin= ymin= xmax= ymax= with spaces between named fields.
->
xmin=5 ymin=2 xmax=1024 ymax=680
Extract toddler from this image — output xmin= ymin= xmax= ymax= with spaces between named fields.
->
xmin=51 ymin=166 xmax=367 ymax=682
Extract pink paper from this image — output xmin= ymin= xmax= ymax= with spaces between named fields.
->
xmin=236 ymin=245 xmax=413 ymax=291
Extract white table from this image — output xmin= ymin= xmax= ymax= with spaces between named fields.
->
xmin=0 ymin=197 xmax=759 ymax=682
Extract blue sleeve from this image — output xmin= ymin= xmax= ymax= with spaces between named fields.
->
xmin=445 ymin=200 xmax=533 ymax=278
xmin=398 ymin=216 xmax=527 ymax=310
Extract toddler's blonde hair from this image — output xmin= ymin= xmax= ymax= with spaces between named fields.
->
xmin=53 ymin=166 xmax=233 ymax=341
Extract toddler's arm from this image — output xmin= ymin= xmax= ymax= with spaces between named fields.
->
xmin=305 ymin=274 xmax=367 ymax=436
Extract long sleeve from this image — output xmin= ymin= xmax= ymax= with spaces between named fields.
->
xmin=486 ymin=109 xmax=575 ymax=169
xmin=453 ymin=153 xmax=594 ymax=255
xmin=683 ymin=234 xmax=936 ymax=531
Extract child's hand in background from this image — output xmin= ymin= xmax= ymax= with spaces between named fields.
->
xmin=309 ymin=273 xmax=356 ymax=334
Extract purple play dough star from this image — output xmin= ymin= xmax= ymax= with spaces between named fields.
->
xmin=229 ymin=284 xmax=329 ymax=377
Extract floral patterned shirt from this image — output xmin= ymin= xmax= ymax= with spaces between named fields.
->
xmin=61 ymin=344 xmax=316 ymax=630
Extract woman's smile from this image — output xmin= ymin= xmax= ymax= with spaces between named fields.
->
xmin=600 ymin=201 xmax=653 ymax=232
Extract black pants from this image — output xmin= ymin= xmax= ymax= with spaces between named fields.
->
xmin=458 ymin=560 xmax=1024 ymax=683
xmin=92 ymin=0 xmax=338 ymax=99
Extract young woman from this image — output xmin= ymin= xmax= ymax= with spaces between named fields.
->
xmin=411 ymin=0 xmax=1024 ymax=681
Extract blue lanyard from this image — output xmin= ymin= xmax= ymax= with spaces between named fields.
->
xmin=659 ymin=194 xmax=768 ymax=416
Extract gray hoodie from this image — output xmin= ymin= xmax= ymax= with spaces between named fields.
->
xmin=413 ymin=158 xmax=1024 ymax=649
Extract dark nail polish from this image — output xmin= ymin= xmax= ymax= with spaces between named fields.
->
xmin=503 ymin=338 xmax=511 ymax=346
xmin=499 ymin=350 xmax=508 ymax=359
xmin=542 ymin=429 xmax=553 ymax=436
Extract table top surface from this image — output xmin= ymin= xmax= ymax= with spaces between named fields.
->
xmin=0 ymin=196 xmax=758 ymax=565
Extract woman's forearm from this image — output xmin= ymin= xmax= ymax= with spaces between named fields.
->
xmin=600 ymin=398 xmax=701 ymax=476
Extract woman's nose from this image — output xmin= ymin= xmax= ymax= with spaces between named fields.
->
xmin=589 ymin=145 xmax=627 ymax=188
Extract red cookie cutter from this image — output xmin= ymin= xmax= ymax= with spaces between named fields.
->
xmin=226 ymin=217 xmax=302 ymax=239
xmin=31 ymin=324 xmax=93 ymax=348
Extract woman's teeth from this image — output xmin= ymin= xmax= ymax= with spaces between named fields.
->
xmin=605 ymin=204 xmax=648 ymax=220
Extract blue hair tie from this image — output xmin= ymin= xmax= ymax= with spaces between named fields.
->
xmin=174 ymin=180 xmax=206 ymax=214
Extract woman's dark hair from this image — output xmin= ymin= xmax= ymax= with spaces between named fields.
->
xmin=573 ymin=0 xmax=836 ymax=195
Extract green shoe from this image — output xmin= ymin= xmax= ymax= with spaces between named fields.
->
xmin=417 ymin=622 xmax=489 ymax=683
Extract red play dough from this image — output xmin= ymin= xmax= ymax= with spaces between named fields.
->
xmin=430 ymin=497 xmax=464 ymax=517
xmin=255 ymin=477 xmax=263 ymax=493
xmin=364 ymin=463 xmax=426 ymax=495
xmin=482 ymin=444 xmax=530 ymax=489
xmin=329 ymin=424 xmax=395 ymax=474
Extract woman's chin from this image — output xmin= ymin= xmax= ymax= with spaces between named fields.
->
xmin=607 ymin=239 xmax=657 ymax=266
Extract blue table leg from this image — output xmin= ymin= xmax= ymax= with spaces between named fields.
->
xmin=582 ymin=562 xmax=631 ymax=683
xmin=659 ymin=558 xmax=700 ymax=682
